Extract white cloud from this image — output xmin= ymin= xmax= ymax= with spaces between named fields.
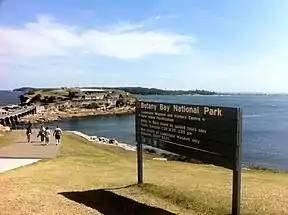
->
xmin=106 ymin=21 xmax=144 ymax=33
xmin=0 ymin=14 xmax=194 ymax=60
xmin=3 ymin=14 xmax=288 ymax=93
xmin=155 ymin=15 xmax=161 ymax=20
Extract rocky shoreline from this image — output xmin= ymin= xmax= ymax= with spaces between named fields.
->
xmin=70 ymin=131 xmax=285 ymax=172
xmin=18 ymin=106 xmax=135 ymax=124
xmin=70 ymin=130 xmax=207 ymax=164
xmin=69 ymin=131 xmax=137 ymax=152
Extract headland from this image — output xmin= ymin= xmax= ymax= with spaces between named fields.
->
xmin=7 ymin=86 xmax=216 ymax=124
xmin=7 ymin=87 xmax=137 ymax=124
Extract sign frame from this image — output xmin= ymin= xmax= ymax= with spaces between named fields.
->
xmin=135 ymin=100 xmax=242 ymax=215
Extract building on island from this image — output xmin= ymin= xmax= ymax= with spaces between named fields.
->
xmin=75 ymin=88 xmax=122 ymax=101
xmin=76 ymin=89 xmax=109 ymax=100
xmin=68 ymin=88 xmax=127 ymax=108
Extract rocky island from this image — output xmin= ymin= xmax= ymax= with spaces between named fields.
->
xmin=1 ymin=86 xmax=218 ymax=127
xmin=14 ymin=87 xmax=137 ymax=124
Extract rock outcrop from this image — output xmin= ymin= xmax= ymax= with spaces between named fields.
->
xmin=18 ymin=105 xmax=135 ymax=124
xmin=0 ymin=125 xmax=11 ymax=133
xmin=70 ymin=131 xmax=136 ymax=152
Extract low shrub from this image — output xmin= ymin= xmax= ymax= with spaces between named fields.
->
xmin=29 ymin=94 xmax=42 ymax=103
xmin=26 ymin=90 xmax=35 ymax=95
xmin=46 ymin=96 xmax=56 ymax=103
xmin=85 ymin=103 xmax=100 ymax=109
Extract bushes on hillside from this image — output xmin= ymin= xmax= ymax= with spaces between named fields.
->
xmin=116 ymin=97 xmax=125 ymax=107
xmin=46 ymin=96 xmax=56 ymax=103
xmin=68 ymin=91 xmax=78 ymax=99
xmin=30 ymin=94 xmax=42 ymax=103
xmin=59 ymin=106 xmax=67 ymax=112
xmin=26 ymin=90 xmax=35 ymax=95
xmin=85 ymin=103 xmax=100 ymax=109
xmin=41 ymin=88 xmax=57 ymax=92
xmin=18 ymin=94 xmax=29 ymax=105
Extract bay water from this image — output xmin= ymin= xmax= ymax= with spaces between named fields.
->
xmin=1 ymin=91 xmax=288 ymax=170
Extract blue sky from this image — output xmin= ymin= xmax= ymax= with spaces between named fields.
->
xmin=0 ymin=0 xmax=288 ymax=92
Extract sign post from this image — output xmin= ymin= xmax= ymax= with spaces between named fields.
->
xmin=135 ymin=102 xmax=143 ymax=184
xmin=137 ymin=140 xmax=143 ymax=184
xmin=135 ymin=100 xmax=242 ymax=214
xmin=232 ymin=109 xmax=242 ymax=215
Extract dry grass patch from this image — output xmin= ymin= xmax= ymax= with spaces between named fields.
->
xmin=0 ymin=132 xmax=287 ymax=215
xmin=26 ymin=89 xmax=69 ymax=99
xmin=0 ymin=130 xmax=22 ymax=148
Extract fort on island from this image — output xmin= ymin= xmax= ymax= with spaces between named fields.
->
xmin=0 ymin=87 xmax=137 ymax=126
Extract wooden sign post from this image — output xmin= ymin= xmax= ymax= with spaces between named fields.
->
xmin=137 ymin=140 xmax=143 ymax=184
xmin=135 ymin=100 xmax=242 ymax=215
xmin=135 ymin=102 xmax=143 ymax=184
xmin=232 ymin=109 xmax=242 ymax=215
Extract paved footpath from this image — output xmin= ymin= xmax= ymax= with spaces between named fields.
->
xmin=0 ymin=130 xmax=60 ymax=173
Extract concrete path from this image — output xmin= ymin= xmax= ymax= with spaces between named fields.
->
xmin=0 ymin=130 xmax=60 ymax=158
xmin=0 ymin=158 xmax=41 ymax=173
xmin=0 ymin=130 xmax=60 ymax=173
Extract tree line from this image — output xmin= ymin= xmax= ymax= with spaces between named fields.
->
xmin=14 ymin=87 xmax=217 ymax=96
xmin=105 ymin=87 xmax=217 ymax=95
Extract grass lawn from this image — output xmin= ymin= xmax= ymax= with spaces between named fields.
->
xmin=26 ymin=89 xmax=69 ymax=99
xmin=0 ymin=130 xmax=22 ymax=148
xmin=0 ymin=133 xmax=287 ymax=215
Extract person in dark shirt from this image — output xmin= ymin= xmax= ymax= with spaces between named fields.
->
xmin=37 ymin=125 xmax=46 ymax=143
xmin=26 ymin=123 xmax=32 ymax=143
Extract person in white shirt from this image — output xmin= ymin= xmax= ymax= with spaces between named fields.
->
xmin=53 ymin=126 xmax=63 ymax=145
xmin=44 ymin=127 xmax=51 ymax=145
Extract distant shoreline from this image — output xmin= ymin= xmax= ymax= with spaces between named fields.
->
xmin=12 ymin=87 xmax=217 ymax=96
xmin=11 ymin=87 xmax=288 ymax=96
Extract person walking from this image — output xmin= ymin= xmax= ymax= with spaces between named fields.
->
xmin=26 ymin=123 xmax=32 ymax=143
xmin=53 ymin=126 xmax=63 ymax=145
xmin=37 ymin=125 xmax=46 ymax=143
xmin=44 ymin=127 xmax=51 ymax=146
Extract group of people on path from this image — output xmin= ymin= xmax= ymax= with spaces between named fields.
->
xmin=26 ymin=122 xmax=63 ymax=145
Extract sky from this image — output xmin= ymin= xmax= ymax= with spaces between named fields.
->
xmin=0 ymin=0 xmax=288 ymax=93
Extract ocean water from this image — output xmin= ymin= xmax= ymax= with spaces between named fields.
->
xmin=1 ymin=91 xmax=288 ymax=171
xmin=0 ymin=91 xmax=21 ymax=106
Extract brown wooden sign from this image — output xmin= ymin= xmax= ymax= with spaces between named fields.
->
xmin=135 ymin=100 xmax=242 ymax=215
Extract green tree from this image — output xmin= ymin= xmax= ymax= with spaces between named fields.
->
xmin=26 ymin=90 xmax=35 ymax=95
xmin=116 ymin=97 xmax=125 ymax=107
xmin=46 ymin=96 xmax=56 ymax=103
xmin=30 ymin=94 xmax=42 ymax=103
xmin=68 ymin=91 xmax=77 ymax=99
xmin=86 ymin=103 xmax=99 ymax=109
xmin=19 ymin=94 xmax=29 ymax=105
